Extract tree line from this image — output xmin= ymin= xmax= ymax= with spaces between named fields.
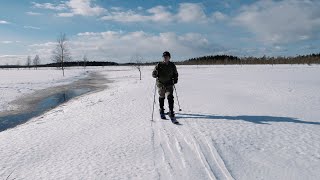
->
xmin=0 ymin=61 xmax=118 ymax=69
xmin=2 ymin=53 xmax=319 ymax=70
xmin=178 ymin=54 xmax=320 ymax=65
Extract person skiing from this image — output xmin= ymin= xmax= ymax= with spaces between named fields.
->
xmin=152 ymin=51 xmax=179 ymax=123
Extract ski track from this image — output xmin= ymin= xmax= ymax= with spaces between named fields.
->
xmin=1 ymin=65 xmax=320 ymax=179
xmin=152 ymin=114 xmax=235 ymax=180
xmin=189 ymin=118 xmax=235 ymax=180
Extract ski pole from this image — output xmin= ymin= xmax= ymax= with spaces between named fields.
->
xmin=173 ymin=84 xmax=182 ymax=111
xmin=151 ymin=80 xmax=157 ymax=121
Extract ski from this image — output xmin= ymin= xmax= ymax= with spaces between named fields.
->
xmin=170 ymin=117 xmax=180 ymax=124
xmin=158 ymin=111 xmax=181 ymax=125
xmin=168 ymin=112 xmax=180 ymax=124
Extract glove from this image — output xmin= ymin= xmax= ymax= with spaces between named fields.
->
xmin=173 ymin=78 xmax=178 ymax=84
xmin=152 ymin=70 xmax=158 ymax=78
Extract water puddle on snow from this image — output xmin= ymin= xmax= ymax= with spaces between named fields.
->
xmin=0 ymin=88 xmax=91 ymax=132
xmin=0 ymin=72 xmax=108 ymax=132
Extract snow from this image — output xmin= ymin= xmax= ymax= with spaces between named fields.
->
xmin=0 ymin=65 xmax=320 ymax=179
xmin=0 ymin=67 xmax=92 ymax=112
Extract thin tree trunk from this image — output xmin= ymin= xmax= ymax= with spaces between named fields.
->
xmin=62 ymin=48 xmax=64 ymax=76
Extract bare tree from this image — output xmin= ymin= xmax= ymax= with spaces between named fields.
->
xmin=16 ymin=61 xmax=20 ymax=70
xmin=52 ymin=33 xmax=71 ymax=76
xmin=131 ymin=54 xmax=143 ymax=80
xmin=26 ymin=56 xmax=31 ymax=69
xmin=33 ymin=55 xmax=40 ymax=69
xmin=83 ymin=55 xmax=88 ymax=69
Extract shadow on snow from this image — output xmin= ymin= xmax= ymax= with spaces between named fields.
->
xmin=175 ymin=113 xmax=320 ymax=125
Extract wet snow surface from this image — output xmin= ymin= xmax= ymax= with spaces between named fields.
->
xmin=0 ymin=65 xmax=319 ymax=180
xmin=0 ymin=71 xmax=107 ymax=132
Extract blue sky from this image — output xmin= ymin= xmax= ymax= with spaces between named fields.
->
xmin=0 ymin=0 xmax=319 ymax=64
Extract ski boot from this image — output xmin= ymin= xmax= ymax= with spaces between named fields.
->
xmin=169 ymin=111 xmax=179 ymax=124
xmin=160 ymin=108 xmax=166 ymax=119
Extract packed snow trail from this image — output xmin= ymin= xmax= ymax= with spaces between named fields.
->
xmin=151 ymin=117 xmax=234 ymax=180
xmin=1 ymin=65 xmax=320 ymax=179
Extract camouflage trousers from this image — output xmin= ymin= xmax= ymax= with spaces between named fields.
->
xmin=157 ymin=85 xmax=174 ymax=98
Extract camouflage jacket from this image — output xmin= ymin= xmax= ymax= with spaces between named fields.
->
xmin=152 ymin=61 xmax=178 ymax=87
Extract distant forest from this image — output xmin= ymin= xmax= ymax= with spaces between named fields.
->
xmin=1 ymin=53 xmax=320 ymax=68
xmin=178 ymin=53 xmax=320 ymax=65
xmin=0 ymin=61 xmax=119 ymax=69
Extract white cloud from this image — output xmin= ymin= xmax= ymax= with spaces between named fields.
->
xmin=32 ymin=0 xmax=106 ymax=17
xmin=0 ymin=20 xmax=10 ymax=24
xmin=72 ymin=31 xmax=216 ymax=61
xmin=110 ymin=7 xmax=123 ymax=11
xmin=101 ymin=10 xmax=150 ymax=23
xmin=32 ymin=2 xmax=67 ymax=11
xmin=24 ymin=26 xmax=41 ymax=30
xmin=232 ymin=0 xmax=320 ymax=44
xmin=147 ymin=6 xmax=173 ymax=23
xmin=29 ymin=42 xmax=57 ymax=54
xmin=0 ymin=55 xmax=27 ymax=65
xmin=101 ymin=3 xmax=211 ymax=24
xmin=58 ymin=0 xmax=106 ymax=17
xmin=28 ymin=31 xmax=219 ymax=63
xmin=27 ymin=42 xmax=57 ymax=63
xmin=1 ymin=41 xmax=13 ymax=44
xmin=57 ymin=12 xmax=75 ymax=17
xmin=212 ymin=11 xmax=228 ymax=21
xmin=176 ymin=3 xmax=207 ymax=23
xmin=101 ymin=6 xmax=173 ymax=23
xmin=26 ymin=11 xmax=42 ymax=16
xmin=0 ymin=41 xmax=20 ymax=44
xmin=30 ymin=1 xmax=222 ymax=25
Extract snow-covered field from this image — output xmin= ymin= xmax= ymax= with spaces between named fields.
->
xmin=0 ymin=68 xmax=91 ymax=112
xmin=0 ymin=65 xmax=320 ymax=180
